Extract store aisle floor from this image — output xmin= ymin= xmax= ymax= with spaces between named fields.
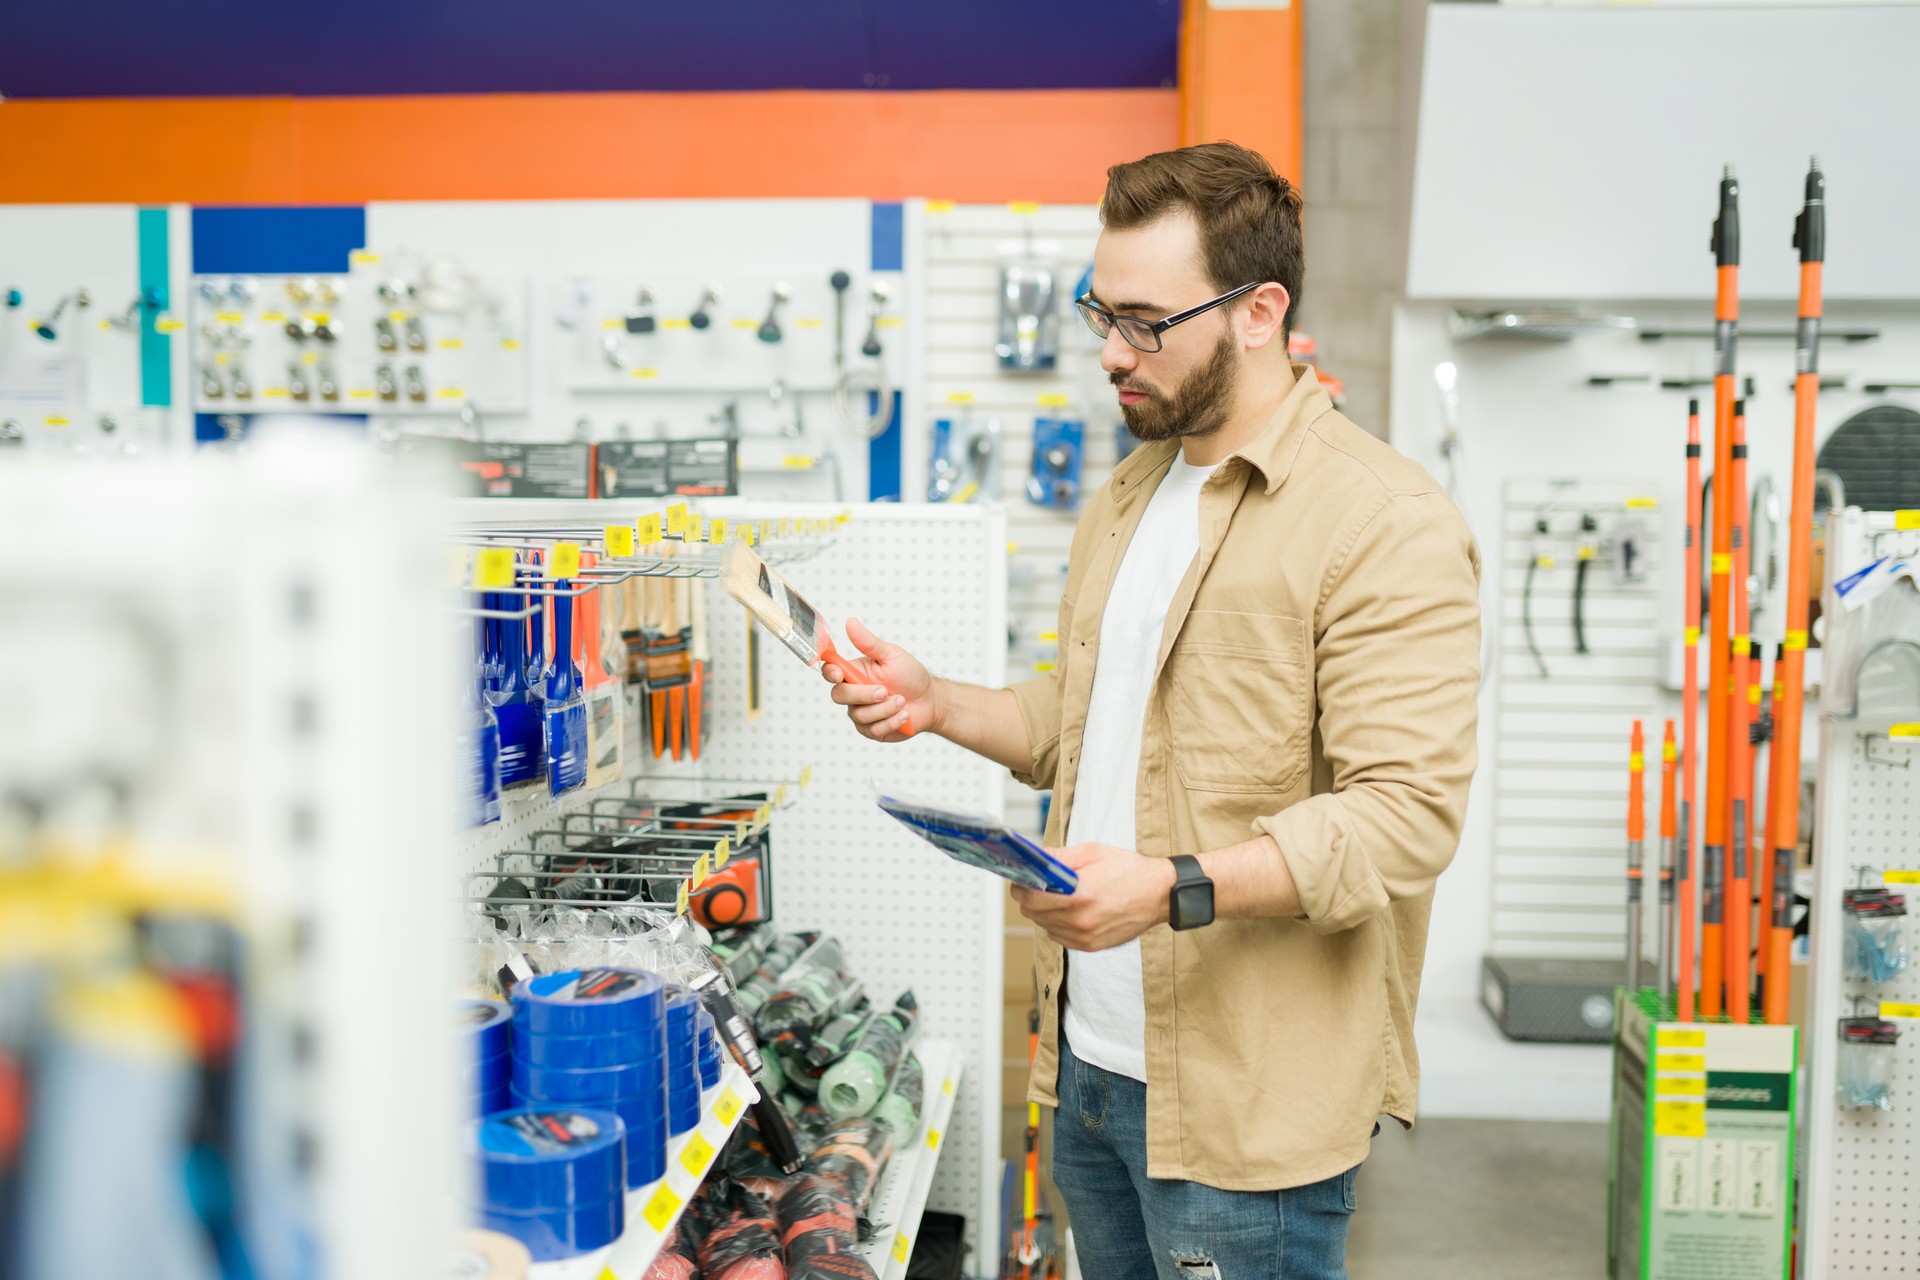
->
xmin=1347 ymin=1118 xmax=1610 ymax=1280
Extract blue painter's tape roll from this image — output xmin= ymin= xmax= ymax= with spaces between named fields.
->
xmin=667 ymin=1082 xmax=701 ymax=1135
xmin=513 ymin=968 xmax=664 ymax=1037
xmin=699 ymin=1048 xmax=720 ymax=1089
xmin=474 ymin=1079 xmax=514 ymax=1120
xmin=461 ymin=1000 xmax=514 ymax=1061
xmin=614 ymin=1105 xmax=669 ymax=1187
xmin=469 ymin=1107 xmax=625 ymax=1215
xmin=462 ymin=1048 xmax=512 ymax=1091
xmin=664 ymin=984 xmax=700 ymax=1026
xmin=513 ymin=1023 xmax=664 ymax=1068
xmin=513 ymin=1055 xmax=665 ymax=1105
xmin=475 ymin=1197 xmax=624 ymax=1263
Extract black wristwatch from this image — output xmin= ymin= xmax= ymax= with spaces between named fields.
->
xmin=1168 ymin=855 xmax=1215 ymax=931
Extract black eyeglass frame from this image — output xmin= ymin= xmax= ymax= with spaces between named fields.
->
xmin=1073 ymin=281 xmax=1264 ymax=353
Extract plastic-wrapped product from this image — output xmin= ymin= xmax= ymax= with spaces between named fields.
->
xmin=736 ymin=932 xmax=821 ymax=1017
xmin=804 ymin=1118 xmax=893 ymax=1223
xmin=693 ymin=1176 xmax=787 ymax=1280
xmin=642 ymin=1219 xmax=701 ymax=1280
xmin=870 ymin=1052 xmax=923 ymax=1141
xmin=1843 ymin=888 xmax=1910 ymax=985
xmin=1839 ymin=1016 xmax=1902 ymax=1111
xmin=820 ymin=993 xmax=916 ymax=1119
xmin=777 ymin=1173 xmax=876 ymax=1280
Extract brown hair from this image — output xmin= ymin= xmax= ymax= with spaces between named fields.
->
xmin=1100 ymin=140 xmax=1305 ymax=335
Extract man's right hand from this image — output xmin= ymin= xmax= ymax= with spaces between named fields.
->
xmin=822 ymin=617 xmax=939 ymax=743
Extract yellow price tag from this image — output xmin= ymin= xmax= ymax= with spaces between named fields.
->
xmin=1038 ymin=393 xmax=1070 ymax=409
xmin=661 ymin=318 xmax=692 ymax=330
xmin=630 ymin=368 xmax=659 ymax=379
xmin=775 ymin=783 xmax=789 ymax=807
xmin=893 ymin=1233 xmax=912 ymax=1265
xmin=473 ymin=548 xmax=516 ymax=589
xmin=761 ymin=520 xmax=774 ymax=543
xmin=500 ymin=338 xmax=520 ymax=350
xmin=946 ymin=391 xmax=975 ymax=405
xmin=925 ymin=199 xmax=955 ymax=213
xmin=349 ymin=249 xmax=381 ymax=265
xmin=1894 ymin=510 xmax=1920 ymax=531
xmin=687 ymin=515 xmax=707 ymax=545
xmin=1629 ymin=752 xmax=1644 ymax=771
xmin=715 ymin=1087 xmax=745 ymax=1128
xmin=734 ymin=819 xmax=749 ymax=842
xmin=674 ymin=880 xmax=690 ymax=917
xmin=926 ymin=1127 xmax=942 ymax=1150
xmin=1653 ymin=1101 xmax=1707 ymax=1138
xmin=800 ymin=764 xmax=814 ymax=789
xmin=261 ymin=387 xmax=289 ymax=399
xmin=642 ymin=1184 xmax=683 ymax=1232
xmin=1889 ymin=725 xmax=1920 ymax=740
xmin=782 ymin=455 xmax=816 ymax=470
xmin=1785 ymin=630 xmax=1808 ymax=651
xmin=1660 ymin=1029 xmax=1707 ymax=1049
xmin=549 ymin=542 xmax=582 ymax=578
xmin=942 ymin=1077 xmax=955 ymax=1097
xmin=710 ymin=517 xmax=729 ymax=545
xmin=741 ymin=525 xmax=756 ymax=546
xmin=1625 ymin=496 xmax=1659 ymax=510
xmin=215 ymin=311 xmax=244 ymax=324
xmin=1008 ymin=200 xmax=1042 ymax=215
xmin=1712 ymin=553 xmax=1732 ymax=575
xmin=795 ymin=317 xmax=824 ymax=329
xmin=600 ymin=317 xmax=622 ymax=329
xmin=755 ymin=802 xmax=771 ymax=831
xmin=731 ymin=317 xmax=760 ymax=330
xmin=154 ymin=315 xmax=184 ymax=333
xmin=693 ymin=852 xmax=711 ymax=888
xmin=779 ymin=518 xmax=793 ymax=536
xmin=604 ymin=524 xmax=636 ymax=557
xmin=639 ymin=513 xmax=664 ymax=545
xmin=1657 ymin=1076 xmax=1707 ymax=1096
xmin=1657 ymin=1053 xmax=1706 ymax=1073
xmin=680 ymin=1132 xmax=717 ymax=1178
xmin=1883 ymin=870 xmax=1920 ymax=885
xmin=437 ymin=337 xmax=463 ymax=350
xmin=435 ymin=387 xmax=466 ymax=399
xmin=713 ymin=837 xmax=730 ymax=869
xmin=667 ymin=502 xmax=689 ymax=534
xmin=1882 ymin=1002 xmax=1920 ymax=1019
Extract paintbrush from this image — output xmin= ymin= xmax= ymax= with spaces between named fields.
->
xmin=490 ymin=585 xmax=545 ymax=791
xmin=577 ymin=553 xmax=624 ymax=788
xmin=542 ymin=575 xmax=587 ymax=796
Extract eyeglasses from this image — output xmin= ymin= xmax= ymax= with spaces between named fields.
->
xmin=1073 ymin=281 xmax=1263 ymax=354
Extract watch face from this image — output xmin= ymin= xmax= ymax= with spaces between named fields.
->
xmin=1173 ymin=882 xmax=1214 ymax=929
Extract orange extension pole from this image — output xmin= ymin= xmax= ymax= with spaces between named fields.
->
xmin=1765 ymin=159 xmax=1825 ymax=1026
xmin=1658 ymin=720 xmax=1678 ymax=1003
xmin=1626 ymin=721 xmax=1647 ymax=993
xmin=1701 ymin=170 xmax=1740 ymax=1019
xmin=1679 ymin=401 xmax=1703 ymax=1022
xmin=1726 ymin=403 xmax=1753 ymax=1022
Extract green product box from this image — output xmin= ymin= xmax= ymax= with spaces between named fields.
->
xmin=1608 ymin=992 xmax=1798 ymax=1280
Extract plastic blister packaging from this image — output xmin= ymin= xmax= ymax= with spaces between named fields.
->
xmin=1026 ymin=417 xmax=1084 ymax=511
xmin=755 ymin=937 xmax=861 ymax=1042
xmin=1825 ymin=563 xmax=1920 ymax=719
xmin=928 ymin=415 xmax=1002 ymax=503
xmin=1838 ymin=1016 xmax=1902 ymax=1111
xmin=1842 ymin=888 xmax=1910 ymax=985
xmin=820 ymin=992 xmax=917 ymax=1121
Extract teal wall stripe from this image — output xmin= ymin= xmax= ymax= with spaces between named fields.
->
xmin=137 ymin=207 xmax=171 ymax=407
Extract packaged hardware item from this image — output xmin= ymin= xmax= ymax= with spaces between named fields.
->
xmin=1838 ymin=1016 xmax=1901 ymax=1111
xmin=1842 ymin=888 xmax=1910 ymax=985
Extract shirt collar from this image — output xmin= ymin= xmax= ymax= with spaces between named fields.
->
xmin=1106 ymin=363 xmax=1334 ymax=503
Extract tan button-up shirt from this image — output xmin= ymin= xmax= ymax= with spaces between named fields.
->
xmin=1009 ymin=365 xmax=1481 ymax=1191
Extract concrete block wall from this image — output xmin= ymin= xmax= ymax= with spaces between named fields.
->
xmin=1300 ymin=0 xmax=1410 ymax=439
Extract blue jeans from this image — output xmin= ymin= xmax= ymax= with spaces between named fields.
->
xmin=1051 ymin=1030 xmax=1358 ymax=1280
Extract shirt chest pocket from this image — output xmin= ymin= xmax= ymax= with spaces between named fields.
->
xmin=1162 ymin=609 xmax=1311 ymax=793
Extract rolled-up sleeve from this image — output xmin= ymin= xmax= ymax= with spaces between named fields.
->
xmin=1008 ymin=671 xmax=1064 ymax=790
xmin=1254 ymin=491 xmax=1482 ymax=933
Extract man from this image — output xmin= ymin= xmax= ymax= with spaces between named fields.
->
xmin=822 ymin=141 xmax=1479 ymax=1279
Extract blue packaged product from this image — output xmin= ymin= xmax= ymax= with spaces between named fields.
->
xmin=698 ymin=1046 xmax=720 ymax=1089
xmin=468 ymin=1106 xmax=625 ymax=1213
xmin=462 ymin=1000 xmax=513 ymax=1061
xmin=462 ymin=1047 xmax=512 ymax=1090
xmin=615 ymin=1108 xmax=668 ymax=1187
xmin=475 ymin=1080 xmax=512 ymax=1120
xmin=475 ymin=1198 xmax=623 ymax=1262
xmin=513 ymin=1023 xmax=663 ymax=1069
xmin=512 ymin=1056 xmax=663 ymax=1105
xmin=513 ymin=968 xmax=664 ymax=1037
xmin=667 ymin=1082 xmax=700 ymax=1135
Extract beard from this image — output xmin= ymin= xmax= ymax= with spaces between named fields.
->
xmin=1114 ymin=327 xmax=1239 ymax=443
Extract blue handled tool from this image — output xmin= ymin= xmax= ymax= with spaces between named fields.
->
xmin=543 ymin=581 xmax=588 ymax=796
xmin=491 ymin=588 xmax=546 ymax=790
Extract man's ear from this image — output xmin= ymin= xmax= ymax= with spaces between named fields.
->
xmin=1241 ymin=283 xmax=1291 ymax=352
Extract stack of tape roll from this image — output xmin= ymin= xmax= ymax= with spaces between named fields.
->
xmin=510 ymin=969 xmax=667 ymax=1187
xmin=448 ymin=1229 xmax=532 ymax=1280
xmin=461 ymin=1001 xmax=514 ymax=1119
xmin=466 ymin=1107 xmax=626 ymax=1262
xmin=695 ymin=1007 xmax=721 ymax=1090
xmin=663 ymin=985 xmax=703 ymax=1135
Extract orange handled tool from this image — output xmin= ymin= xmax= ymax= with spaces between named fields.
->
xmin=1658 ymin=720 xmax=1677 ymax=1003
xmin=1764 ymin=158 xmax=1825 ymax=1026
xmin=1753 ymin=643 xmax=1782 ymax=1015
xmin=1701 ymin=169 xmax=1741 ymax=1018
xmin=1725 ymin=403 xmax=1752 ymax=1022
xmin=1679 ymin=401 xmax=1703 ymax=1022
xmin=1626 ymin=720 xmax=1646 ymax=994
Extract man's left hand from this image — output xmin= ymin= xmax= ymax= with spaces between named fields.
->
xmin=1011 ymin=843 xmax=1175 ymax=952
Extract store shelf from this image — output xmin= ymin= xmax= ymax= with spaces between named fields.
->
xmin=528 ymin=1061 xmax=760 ymax=1280
xmin=856 ymin=1038 xmax=963 ymax=1280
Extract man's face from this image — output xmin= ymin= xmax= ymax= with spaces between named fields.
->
xmin=1088 ymin=210 xmax=1241 ymax=443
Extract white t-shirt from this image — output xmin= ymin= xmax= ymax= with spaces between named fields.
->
xmin=1060 ymin=453 xmax=1214 ymax=1082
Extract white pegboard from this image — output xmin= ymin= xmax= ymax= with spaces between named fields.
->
xmin=1805 ymin=509 xmax=1920 ymax=1280
xmin=694 ymin=501 xmax=1007 ymax=1264
xmin=1491 ymin=478 xmax=1664 ymax=960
